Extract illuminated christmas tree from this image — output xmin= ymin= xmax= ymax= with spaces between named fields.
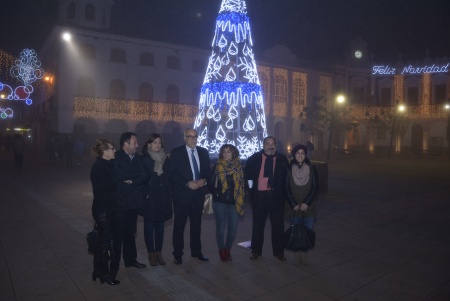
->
xmin=193 ymin=0 xmax=267 ymax=159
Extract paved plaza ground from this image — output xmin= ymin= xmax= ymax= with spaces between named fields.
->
xmin=0 ymin=148 xmax=449 ymax=301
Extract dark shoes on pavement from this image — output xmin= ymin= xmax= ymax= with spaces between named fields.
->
xmin=92 ymin=271 xmax=120 ymax=286
xmin=191 ymin=254 xmax=209 ymax=261
xmin=174 ymin=256 xmax=183 ymax=264
xmin=250 ymin=253 xmax=286 ymax=261
xmin=125 ymin=261 xmax=147 ymax=268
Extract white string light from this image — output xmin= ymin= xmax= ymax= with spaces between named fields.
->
xmin=193 ymin=0 xmax=267 ymax=159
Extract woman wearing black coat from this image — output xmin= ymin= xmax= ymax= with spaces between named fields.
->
xmin=141 ymin=134 xmax=173 ymax=266
xmin=90 ymin=139 xmax=120 ymax=285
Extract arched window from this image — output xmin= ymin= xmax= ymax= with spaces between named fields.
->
xmin=109 ymin=79 xmax=126 ymax=99
xmin=67 ymin=2 xmax=76 ymax=19
xmin=140 ymin=52 xmax=154 ymax=66
xmin=167 ymin=56 xmax=180 ymax=70
xmin=110 ymin=48 xmax=126 ymax=63
xmin=77 ymin=77 xmax=95 ymax=97
xmin=79 ymin=44 xmax=96 ymax=59
xmin=85 ymin=4 xmax=96 ymax=21
xmin=139 ymin=82 xmax=153 ymax=101
xmin=192 ymin=59 xmax=204 ymax=73
xmin=166 ymin=85 xmax=180 ymax=103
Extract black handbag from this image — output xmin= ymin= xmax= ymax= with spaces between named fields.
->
xmin=86 ymin=224 xmax=97 ymax=254
xmin=283 ymin=212 xmax=316 ymax=252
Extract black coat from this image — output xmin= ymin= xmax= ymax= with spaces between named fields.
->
xmin=90 ymin=157 xmax=118 ymax=213
xmin=113 ymin=149 xmax=149 ymax=210
xmin=244 ymin=151 xmax=289 ymax=209
xmin=140 ymin=155 xmax=173 ymax=222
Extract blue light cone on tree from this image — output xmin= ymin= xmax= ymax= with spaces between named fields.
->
xmin=193 ymin=0 xmax=267 ymax=159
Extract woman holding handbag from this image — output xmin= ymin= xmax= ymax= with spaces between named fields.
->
xmin=285 ymin=144 xmax=319 ymax=265
xmin=90 ymin=139 xmax=120 ymax=285
xmin=208 ymin=144 xmax=245 ymax=262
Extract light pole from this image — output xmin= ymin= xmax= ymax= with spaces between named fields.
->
xmin=326 ymin=94 xmax=345 ymax=162
xmin=445 ymin=101 xmax=450 ymax=160
xmin=387 ymin=103 xmax=406 ymax=158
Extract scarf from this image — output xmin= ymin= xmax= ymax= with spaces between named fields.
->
xmin=292 ymin=163 xmax=310 ymax=186
xmin=263 ymin=153 xmax=275 ymax=189
xmin=148 ymin=148 xmax=167 ymax=176
xmin=215 ymin=158 xmax=245 ymax=215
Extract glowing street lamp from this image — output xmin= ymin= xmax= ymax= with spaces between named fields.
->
xmin=387 ymin=103 xmax=406 ymax=157
xmin=326 ymin=94 xmax=346 ymax=162
xmin=62 ymin=32 xmax=72 ymax=42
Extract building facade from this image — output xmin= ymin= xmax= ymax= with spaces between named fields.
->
xmin=28 ymin=0 xmax=449 ymax=156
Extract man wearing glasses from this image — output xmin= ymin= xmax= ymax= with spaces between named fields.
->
xmin=167 ymin=128 xmax=211 ymax=264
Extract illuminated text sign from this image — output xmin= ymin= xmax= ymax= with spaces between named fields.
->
xmin=372 ymin=63 xmax=449 ymax=75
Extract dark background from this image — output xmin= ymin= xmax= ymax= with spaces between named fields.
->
xmin=1 ymin=0 xmax=450 ymax=63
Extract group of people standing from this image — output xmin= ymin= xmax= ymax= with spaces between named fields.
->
xmin=89 ymin=129 xmax=319 ymax=286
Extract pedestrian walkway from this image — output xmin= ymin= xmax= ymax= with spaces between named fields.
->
xmin=0 ymin=148 xmax=449 ymax=301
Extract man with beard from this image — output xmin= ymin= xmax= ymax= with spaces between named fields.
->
xmin=244 ymin=136 xmax=289 ymax=261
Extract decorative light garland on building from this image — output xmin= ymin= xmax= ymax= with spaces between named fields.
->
xmin=73 ymin=97 xmax=197 ymax=123
xmin=193 ymin=0 xmax=268 ymax=159
xmin=292 ymin=72 xmax=307 ymax=117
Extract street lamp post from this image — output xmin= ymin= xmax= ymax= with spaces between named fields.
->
xmin=387 ymin=104 xmax=406 ymax=158
xmin=445 ymin=102 xmax=450 ymax=160
xmin=326 ymin=95 xmax=345 ymax=162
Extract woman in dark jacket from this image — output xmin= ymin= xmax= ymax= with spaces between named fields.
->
xmin=90 ymin=139 xmax=119 ymax=285
xmin=208 ymin=144 xmax=245 ymax=262
xmin=141 ymin=134 xmax=173 ymax=266
xmin=285 ymin=144 xmax=319 ymax=265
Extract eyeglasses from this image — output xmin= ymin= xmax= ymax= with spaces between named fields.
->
xmin=185 ymin=135 xmax=198 ymax=139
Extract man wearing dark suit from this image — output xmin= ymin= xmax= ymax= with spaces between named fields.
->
xmin=244 ymin=136 xmax=289 ymax=261
xmin=111 ymin=132 xmax=149 ymax=278
xmin=168 ymin=128 xmax=211 ymax=264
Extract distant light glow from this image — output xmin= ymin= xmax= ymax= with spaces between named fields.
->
xmin=62 ymin=32 xmax=72 ymax=42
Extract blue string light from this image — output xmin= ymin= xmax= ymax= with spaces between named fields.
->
xmin=193 ymin=0 xmax=267 ymax=158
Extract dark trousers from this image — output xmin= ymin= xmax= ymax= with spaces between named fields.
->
xmin=172 ymin=193 xmax=204 ymax=258
xmin=144 ymin=220 xmax=164 ymax=252
xmin=111 ymin=208 xmax=139 ymax=272
xmin=92 ymin=209 xmax=113 ymax=277
xmin=251 ymin=191 xmax=285 ymax=256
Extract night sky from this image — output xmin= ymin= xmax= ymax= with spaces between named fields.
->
xmin=1 ymin=0 xmax=450 ymax=64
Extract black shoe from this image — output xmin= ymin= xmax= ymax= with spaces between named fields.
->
xmin=100 ymin=278 xmax=120 ymax=285
xmin=191 ymin=254 xmax=209 ymax=261
xmin=125 ymin=261 xmax=146 ymax=268
xmin=174 ymin=256 xmax=183 ymax=264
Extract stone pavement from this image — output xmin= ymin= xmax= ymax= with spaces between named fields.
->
xmin=0 ymin=148 xmax=449 ymax=301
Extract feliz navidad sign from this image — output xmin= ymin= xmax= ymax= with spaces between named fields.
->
xmin=372 ymin=63 xmax=449 ymax=75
